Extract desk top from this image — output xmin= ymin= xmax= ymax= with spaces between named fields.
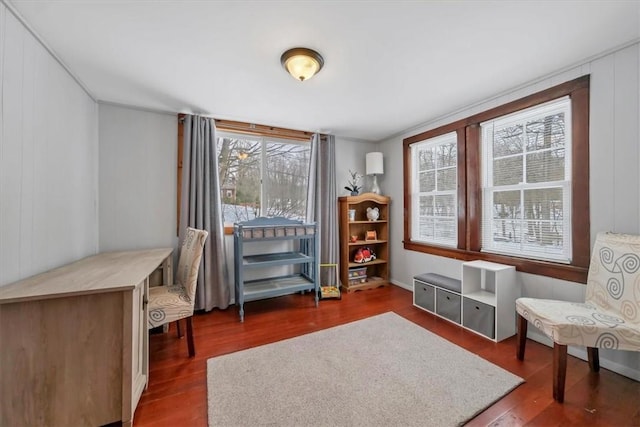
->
xmin=0 ymin=248 xmax=173 ymax=304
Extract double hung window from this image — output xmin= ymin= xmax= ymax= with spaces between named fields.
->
xmin=481 ymin=97 xmax=572 ymax=263
xmin=403 ymin=76 xmax=590 ymax=282
xmin=411 ymin=132 xmax=458 ymax=247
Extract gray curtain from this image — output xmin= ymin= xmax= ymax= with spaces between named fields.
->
xmin=306 ymin=133 xmax=339 ymax=286
xmin=180 ymin=115 xmax=230 ymax=311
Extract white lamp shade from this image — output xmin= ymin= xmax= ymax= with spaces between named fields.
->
xmin=366 ymin=152 xmax=384 ymax=175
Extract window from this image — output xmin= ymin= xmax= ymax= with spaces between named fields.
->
xmin=403 ymin=76 xmax=590 ymax=283
xmin=216 ymin=132 xmax=311 ymax=224
xmin=481 ymin=97 xmax=571 ymax=262
xmin=176 ymin=117 xmax=314 ymax=233
xmin=411 ymin=132 xmax=458 ymax=247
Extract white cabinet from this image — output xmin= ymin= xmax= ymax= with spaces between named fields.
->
xmin=462 ymin=260 xmax=520 ymax=342
xmin=413 ymin=260 xmax=520 ymax=342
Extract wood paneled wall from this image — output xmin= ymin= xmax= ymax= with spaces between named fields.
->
xmin=380 ymin=42 xmax=640 ymax=381
xmin=0 ymin=4 xmax=99 ymax=286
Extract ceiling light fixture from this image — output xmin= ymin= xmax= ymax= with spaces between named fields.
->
xmin=280 ymin=47 xmax=324 ymax=82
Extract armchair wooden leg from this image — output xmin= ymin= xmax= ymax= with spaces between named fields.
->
xmin=186 ymin=316 xmax=195 ymax=358
xmin=553 ymin=343 xmax=568 ymax=403
xmin=587 ymin=347 xmax=600 ymax=372
xmin=516 ymin=313 xmax=527 ymax=360
xmin=176 ymin=319 xmax=183 ymax=338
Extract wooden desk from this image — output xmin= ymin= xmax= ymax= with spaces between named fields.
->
xmin=0 ymin=248 xmax=173 ymax=427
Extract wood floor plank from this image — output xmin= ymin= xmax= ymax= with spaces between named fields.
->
xmin=134 ymin=285 xmax=640 ymax=426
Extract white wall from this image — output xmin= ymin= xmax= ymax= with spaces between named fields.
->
xmin=98 ymin=103 xmax=178 ymax=252
xmin=0 ymin=3 xmax=99 ymax=286
xmin=379 ymin=42 xmax=640 ymax=380
xmin=96 ymin=109 xmax=372 ymax=302
xmin=335 ymin=136 xmax=376 ymax=197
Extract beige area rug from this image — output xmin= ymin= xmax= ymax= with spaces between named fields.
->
xmin=207 ymin=312 xmax=523 ymax=426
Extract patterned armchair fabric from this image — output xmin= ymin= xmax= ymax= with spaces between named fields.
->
xmin=516 ymin=232 xmax=640 ymax=351
xmin=148 ymin=227 xmax=208 ymax=329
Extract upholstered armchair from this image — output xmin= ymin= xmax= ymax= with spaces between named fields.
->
xmin=516 ymin=232 xmax=640 ymax=402
xmin=148 ymin=227 xmax=208 ymax=357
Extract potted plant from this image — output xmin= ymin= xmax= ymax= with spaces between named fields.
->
xmin=344 ymin=170 xmax=363 ymax=196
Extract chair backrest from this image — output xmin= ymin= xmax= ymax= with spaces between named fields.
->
xmin=586 ymin=232 xmax=640 ymax=324
xmin=176 ymin=227 xmax=209 ymax=304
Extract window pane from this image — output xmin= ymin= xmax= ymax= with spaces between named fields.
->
xmin=264 ymin=141 xmax=310 ymax=220
xmin=491 ymin=219 xmax=522 ymax=244
xmin=492 ymin=190 xmax=521 ymax=220
xmin=437 ymin=144 xmax=457 ymax=168
xmin=523 ymin=221 xmax=564 ymax=250
xmin=437 ymin=168 xmax=456 ymax=191
xmin=217 ymin=137 xmax=261 ymax=223
xmin=493 ymin=124 xmax=523 ymax=157
xmin=419 ymin=195 xmax=434 ymax=216
xmin=419 ymin=171 xmax=435 ymax=192
xmin=524 ymin=188 xmax=563 ymax=220
xmin=434 ymin=219 xmax=456 ymax=240
xmin=522 ymin=188 xmax=564 ymax=249
xmin=418 ymin=217 xmax=434 ymax=240
xmin=419 ymin=147 xmax=435 ymax=170
xmin=493 ymin=156 xmax=523 ymax=186
xmin=526 ymin=149 xmax=565 ymax=183
xmin=526 ymin=113 xmax=565 ymax=151
xmin=435 ymin=194 xmax=456 ymax=217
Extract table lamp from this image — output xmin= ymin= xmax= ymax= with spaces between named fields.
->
xmin=366 ymin=152 xmax=384 ymax=194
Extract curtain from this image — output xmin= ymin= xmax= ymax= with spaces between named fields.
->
xmin=306 ymin=133 xmax=339 ymax=286
xmin=180 ymin=115 xmax=230 ymax=311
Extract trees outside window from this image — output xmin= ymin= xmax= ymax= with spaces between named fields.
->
xmin=216 ymin=132 xmax=310 ymax=224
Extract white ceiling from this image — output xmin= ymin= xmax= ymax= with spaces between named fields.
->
xmin=7 ymin=0 xmax=640 ymax=142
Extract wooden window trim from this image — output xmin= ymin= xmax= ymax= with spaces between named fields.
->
xmin=403 ymin=75 xmax=590 ymax=283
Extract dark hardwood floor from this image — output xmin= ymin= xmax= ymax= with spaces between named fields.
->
xmin=135 ymin=285 xmax=640 ymax=426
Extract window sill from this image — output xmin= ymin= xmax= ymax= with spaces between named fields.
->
xmin=403 ymin=240 xmax=588 ymax=283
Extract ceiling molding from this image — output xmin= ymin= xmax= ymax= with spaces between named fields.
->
xmin=2 ymin=0 xmax=97 ymax=102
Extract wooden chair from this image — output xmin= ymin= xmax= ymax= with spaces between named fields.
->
xmin=516 ymin=232 xmax=640 ymax=402
xmin=148 ymin=227 xmax=208 ymax=357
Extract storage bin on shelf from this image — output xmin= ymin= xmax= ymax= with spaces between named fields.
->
xmin=348 ymin=266 xmax=367 ymax=286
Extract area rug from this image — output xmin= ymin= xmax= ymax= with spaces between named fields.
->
xmin=207 ymin=312 xmax=523 ymax=426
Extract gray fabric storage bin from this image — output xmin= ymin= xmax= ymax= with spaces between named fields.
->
xmin=413 ymin=273 xmax=461 ymax=293
xmin=414 ymin=280 xmax=435 ymax=312
xmin=436 ymin=288 xmax=461 ymax=324
xmin=463 ymin=297 xmax=495 ymax=339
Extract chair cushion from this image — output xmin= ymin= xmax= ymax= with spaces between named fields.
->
xmin=148 ymin=285 xmax=193 ymax=328
xmin=516 ymin=297 xmax=640 ymax=351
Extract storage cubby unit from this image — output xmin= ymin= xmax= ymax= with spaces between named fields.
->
xmin=461 ymin=260 xmax=519 ymax=342
xmin=338 ymin=193 xmax=390 ymax=292
xmin=413 ymin=260 xmax=520 ymax=342
xmin=413 ymin=273 xmax=462 ymax=324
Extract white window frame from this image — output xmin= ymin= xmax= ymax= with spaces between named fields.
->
xmin=410 ymin=131 xmax=458 ymax=247
xmin=480 ymin=97 xmax=572 ymax=263
xmin=216 ymin=131 xmax=311 ymax=222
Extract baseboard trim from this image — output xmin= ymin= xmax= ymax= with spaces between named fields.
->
xmin=390 ymin=279 xmax=412 ymax=291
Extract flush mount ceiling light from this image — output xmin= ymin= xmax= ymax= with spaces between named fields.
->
xmin=280 ymin=47 xmax=324 ymax=82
